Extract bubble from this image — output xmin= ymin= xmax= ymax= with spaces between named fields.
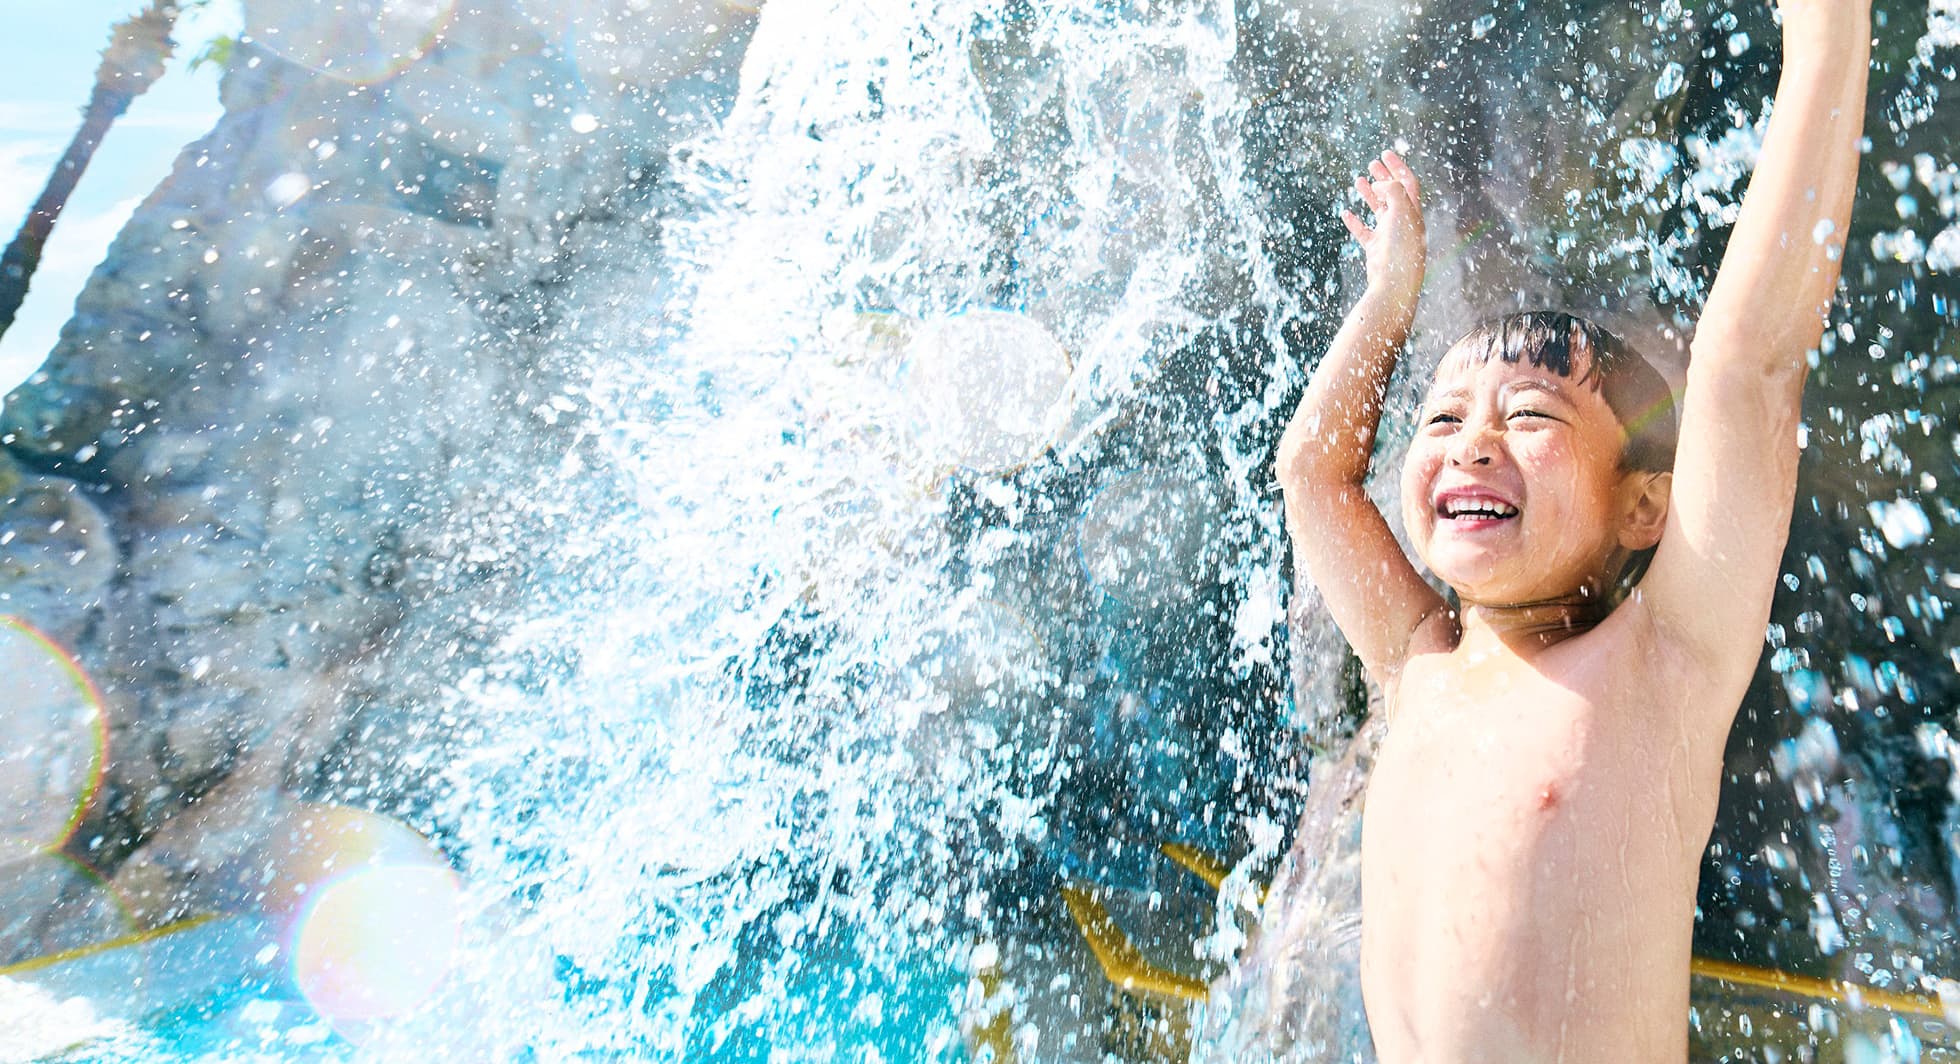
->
xmin=1925 ymin=226 xmax=1960 ymax=272
xmin=900 ymin=310 xmax=1073 ymax=475
xmin=247 ymin=0 xmax=460 ymax=86
xmin=1619 ymin=137 xmax=1678 ymax=179
xmin=0 ymin=618 xmax=108 ymax=864
xmin=1937 ymin=978 xmax=1960 ymax=1026
xmin=262 ymin=804 xmax=462 ymax=1040
xmin=265 ymin=173 xmax=313 ymax=210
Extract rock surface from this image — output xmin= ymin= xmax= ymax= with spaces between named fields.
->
xmin=1 ymin=0 xmax=754 ymax=928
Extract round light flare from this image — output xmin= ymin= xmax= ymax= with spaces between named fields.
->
xmin=900 ymin=309 xmax=1073 ymax=475
xmin=0 ymin=617 xmax=108 ymax=865
xmin=247 ymin=0 xmax=460 ymax=86
xmin=292 ymin=864 xmax=462 ymax=1031
xmin=264 ymin=804 xmax=463 ymax=1039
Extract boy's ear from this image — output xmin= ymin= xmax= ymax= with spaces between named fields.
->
xmin=1618 ymin=471 xmax=1672 ymax=551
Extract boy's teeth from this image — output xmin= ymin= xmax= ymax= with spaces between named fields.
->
xmin=1444 ymin=498 xmax=1517 ymax=518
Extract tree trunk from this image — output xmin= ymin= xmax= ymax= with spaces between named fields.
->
xmin=0 ymin=1 xmax=178 ymax=340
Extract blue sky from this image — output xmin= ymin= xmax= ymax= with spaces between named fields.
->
xmin=0 ymin=0 xmax=238 ymax=396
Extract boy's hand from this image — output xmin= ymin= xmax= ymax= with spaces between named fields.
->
xmin=1340 ymin=150 xmax=1426 ymax=318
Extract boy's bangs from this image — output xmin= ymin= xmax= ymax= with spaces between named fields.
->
xmin=1443 ymin=310 xmax=1679 ymax=472
xmin=1446 ymin=312 xmax=1607 ymax=389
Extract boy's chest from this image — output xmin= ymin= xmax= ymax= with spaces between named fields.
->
xmin=1376 ymin=663 xmax=1604 ymax=829
xmin=1367 ymin=646 xmax=1698 ymax=879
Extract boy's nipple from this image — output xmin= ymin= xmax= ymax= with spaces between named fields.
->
xmin=1537 ymin=783 xmax=1559 ymax=810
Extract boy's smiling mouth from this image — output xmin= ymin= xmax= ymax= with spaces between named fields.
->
xmin=1435 ymin=489 xmax=1520 ymax=527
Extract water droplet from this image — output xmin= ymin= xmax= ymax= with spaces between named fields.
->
xmin=1870 ymin=498 xmax=1931 ymax=548
xmin=569 ymin=113 xmax=600 ymax=134
xmin=266 ymin=173 xmax=312 ymax=210
xmin=1471 ymin=14 xmax=1496 ymax=38
xmin=1654 ymin=62 xmax=1685 ymax=99
xmin=1727 ymin=31 xmax=1751 ymax=56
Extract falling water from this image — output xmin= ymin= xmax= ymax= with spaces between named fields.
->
xmin=2 ymin=0 xmax=1960 ymax=1060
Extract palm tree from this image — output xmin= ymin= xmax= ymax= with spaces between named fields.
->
xmin=0 ymin=1 xmax=180 ymax=341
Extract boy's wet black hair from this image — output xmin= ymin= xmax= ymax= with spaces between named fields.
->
xmin=1444 ymin=311 xmax=1679 ymax=473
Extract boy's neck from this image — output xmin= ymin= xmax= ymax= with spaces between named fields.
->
xmin=1454 ymin=587 xmax=1612 ymax=652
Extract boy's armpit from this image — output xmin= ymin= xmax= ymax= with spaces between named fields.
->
xmin=1638 ymin=356 xmax=1804 ymax=694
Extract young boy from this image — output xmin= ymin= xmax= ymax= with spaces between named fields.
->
xmin=1274 ymin=2 xmax=1872 ymax=1060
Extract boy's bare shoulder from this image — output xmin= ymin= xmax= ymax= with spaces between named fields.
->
xmin=1392 ymin=599 xmax=1720 ymax=725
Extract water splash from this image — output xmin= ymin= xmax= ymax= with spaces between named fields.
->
xmin=407 ymin=0 xmax=1303 ymax=1054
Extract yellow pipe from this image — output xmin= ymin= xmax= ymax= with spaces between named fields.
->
xmin=0 ymin=912 xmax=221 ymax=978
xmin=1160 ymin=843 xmax=1230 ymax=891
xmin=1059 ymin=883 xmax=1210 ymax=1003
xmin=1689 ymin=956 xmax=1948 ymax=1021
xmin=1160 ymin=842 xmax=1269 ymax=907
xmin=966 ymin=964 xmax=1018 ymax=1063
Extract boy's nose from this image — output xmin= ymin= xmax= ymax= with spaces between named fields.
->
xmin=1448 ymin=428 xmax=1498 ymax=466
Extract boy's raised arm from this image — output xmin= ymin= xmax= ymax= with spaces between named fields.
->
xmin=1277 ymin=152 xmax=1446 ymax=689
xmin=1641 ymin=1 xmax=1871 ymax=706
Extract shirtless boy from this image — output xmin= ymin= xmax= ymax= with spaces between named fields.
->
xmin=1273 ymin=2 xmax=1872 ymax=1059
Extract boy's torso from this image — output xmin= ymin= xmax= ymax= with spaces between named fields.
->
xmin=1358 ymin=603 xmax=1736 ymax=1064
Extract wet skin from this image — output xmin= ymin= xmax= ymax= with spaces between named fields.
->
xmin=1358 ymin=353 xmax=1719 ymax=1063
xmin=1363 ymin=610 xmax=1718 ymax=1063
xmin=1278 ymin=8 xmax=1868 ymax=1052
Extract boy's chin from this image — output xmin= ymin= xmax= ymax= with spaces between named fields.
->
xmin=1430 ymin=564 xmax=1541 ymax=606
xmin=1437 ymin=566 xmax=1606 ymax=609
xmin=1423 ymin=551 xmax=1510 ymax=594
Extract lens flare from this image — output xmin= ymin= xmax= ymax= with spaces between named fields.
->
xmin=0 ymin=617 xmax=108 ymax=864
xmin=929 ymin=598 xmax=1047 ymax=703
xmin=263 ymin=804 xmax=462 ymax=1040
xmin=293 ymin=864 xmax=461 ymax=1028
xmin=247 ymin=0 xmax=460 ymax=86
xmin=900 ymin=310 xmax=1073 ymax=475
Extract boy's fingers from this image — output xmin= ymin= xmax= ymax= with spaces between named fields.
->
xmin=1340 ymin=209 xmax=1371 ymax=241
xmin=1372 ymin=178 xmax=1407 ymax=215
xmin=1369 ymin=159 xmax=1392 ymax=182
xmin=1355 ymin=175 xmax=1384 ymax=211
xmin=1383 ymin=150 xmax=1421 ymax=203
